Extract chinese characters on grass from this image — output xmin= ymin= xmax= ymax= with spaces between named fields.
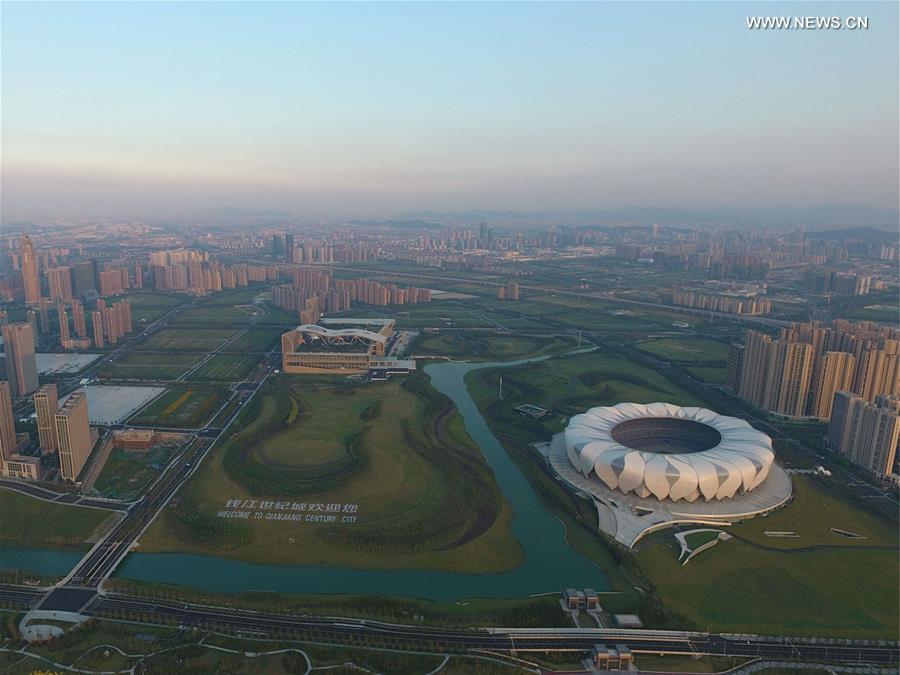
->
xmin=216 ymin=499 xmax=359 ymax=524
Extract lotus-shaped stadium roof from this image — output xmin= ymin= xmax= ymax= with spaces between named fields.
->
xmin=564 ymin=403 xmax=775 ymax=502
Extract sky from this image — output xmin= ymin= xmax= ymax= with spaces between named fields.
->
xmin=1 ymin=1 xmax=898 ymax=221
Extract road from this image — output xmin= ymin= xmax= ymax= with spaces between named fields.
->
xmin=2 ymin=585 xmax=895 ymax=665
xmin=0 ymin=478 xmax=127 ymax=511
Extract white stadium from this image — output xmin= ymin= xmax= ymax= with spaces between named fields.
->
xmin=564 ymin=402 xmax=774 ymax=502
xmin=544 ymin=402 xmax=792 ymax=547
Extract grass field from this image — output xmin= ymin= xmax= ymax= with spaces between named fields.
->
xmin=848 ymin=304 xmax=898 ymax=324
xmin=136 ymin=328 xmax=239 ymax=352
xmin=93 ymin=445 xmax=180 ymax=500
xmin=170 ymin=306 xmax=260 ymax=326
xmin=198 ymin=286 xmax=265 ymax=306
xmin=129 ymin=387 xmax=227 ymax=428
xmin=412 ymin=331 xmax=575 ymax=361
xmin=191 ymin=354 xmax=261 ymax=382
xmin=637 ymin=337 xmax=730 ymax=363
xmin=637 ymin=476 xmax=899 ymax=638
xmin=139 ymin=378 xmax=521 ymax=573
xmin=636 ymin=337 xmax=730 ymax=384
xmin=122 ymin=291 xmax=190 ymax=324
xmin=98 ymin=352 xmax=205 ymax=381
xmin=0 ymin=490 xmax=117 ymax=548
xmin=467 ymin=348 xmax=705 ymax=439
xmin=220 ymin=328 xmax=284 ymax=352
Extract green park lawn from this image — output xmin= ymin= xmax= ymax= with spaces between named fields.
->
xmin=413 ymin=331 xmax=575 ymax=361
xmin=93 ymin=445 xmax=181 ymax=500
xmin=129 ymin=386 xmax=227 ymax=428
xmin=0 ymin=490 xmax=118 ymax=548
xmin=190 ymin=354 xmax=261 ymax=382
xmin=139 ymin=378 xmax=522 ymax=574
xmin=638 ymin=476 xmax=899 ymax=638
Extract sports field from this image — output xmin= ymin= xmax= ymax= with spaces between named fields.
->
xmin=129 ymin=387 xmax=227 ymax=428
xmin=220 ymin=328 xmax=284 ymax=352
xmin=191 ymin=354 xmax=260 ymax=382
xmin=136 ymin=328 xmax=239 ymax=352
xmin=139 ymin=378 xmax=521 ymax=573
xmin=99 ymin=352 xmax=205 ymax=381
xmin=170 ymin=306 xmax=259 ymax=326
xmin=123 ymin=291 xmax=190 ymax=323
xmin=0 ymin=490 xmax=117 ymax=548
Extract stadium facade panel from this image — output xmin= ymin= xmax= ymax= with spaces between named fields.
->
xmin=564 ymin=402 xmax=774 ymax=502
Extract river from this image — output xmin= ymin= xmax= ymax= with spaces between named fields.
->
xmin=0 ymin=351 xmax=608 ymax=601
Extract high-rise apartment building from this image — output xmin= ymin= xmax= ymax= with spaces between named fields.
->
xmin=20 ymin=234 xmax=41 ymax=304
xmin=1 ymin=323 xmax=39 ymax=396
xmin=734 ymin=322 xmax=900 ymax=420
xmin=56 ymin=390 xmax=93 ymax=481
xmin=58 ymin=305 xmax=71 ymax=343
xmin=72 ymin=300 xmax=87 ymax=338
xmin=0 ymin=380 xmax=40 ymax=480
xmin=826 ymin=392 xmax=900 ymax=477
xmin=46 ymin=267 xmax=73 ymax=302
xmin=70 ymin=262 xmax=97 ymax=296
xmin=809 ymin=351 xmax=856 ymax=420
xmin=0 ymin=382 xmax=17 ymax=458
xmin=33 ymin=383 xmax=59 ymax=453
xmin=91 ymin=310 xmax=104 ymax=348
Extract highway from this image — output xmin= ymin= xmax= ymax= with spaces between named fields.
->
xmin=3 ymin=585 xmax=894 ymax=665
xmin=271 ymin=261 xmax=791 ymax=329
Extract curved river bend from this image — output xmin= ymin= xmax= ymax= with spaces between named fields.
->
xmin=1 ymin=353 xmax=607 ymax=601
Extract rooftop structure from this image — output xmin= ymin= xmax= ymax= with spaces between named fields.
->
xmin=565 ymin=403 xmax=775 ymax=502
xmin=281 ymin=319 xmax=397 ymax=374
xmin=549 ymin=402 xmax=792 ymax=547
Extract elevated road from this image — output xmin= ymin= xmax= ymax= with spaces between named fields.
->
xmin=2 ymin=584 xmax=897 ymax=665
xmin=75 ymin=594 xmax=897 ymax=665
xmin=273 ymin=262 xmax=790 ymax=329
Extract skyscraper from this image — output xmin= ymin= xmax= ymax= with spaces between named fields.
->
xmin=33 ymin=383 xmax=59 ymax=453
xmin=1 ymin=322 xmax=39 ymax=396
xmin=20 ymin=234 xmax=41 ymax=304
xmin=56 ymin=390 xmax=93 ymax=481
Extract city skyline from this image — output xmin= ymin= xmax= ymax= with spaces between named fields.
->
xmin=2 ymin=1 xmax=898 ymax=220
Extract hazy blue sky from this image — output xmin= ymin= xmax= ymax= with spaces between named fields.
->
xmin=2 ymin=1 xmax=897 ymax=220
